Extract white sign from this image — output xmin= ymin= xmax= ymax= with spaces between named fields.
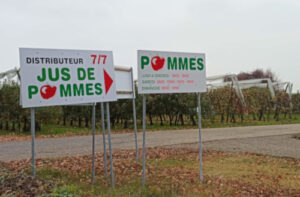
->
xmin=20 ymin=48 xmax=117 ymax=108
xmin=137 ymin=50 xmax=206 ymax=94
xmin=115 ymin=67 xmax=135 ymax=99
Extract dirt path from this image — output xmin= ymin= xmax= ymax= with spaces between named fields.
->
xmin=0 ymin=124 xmax=299 ymax=161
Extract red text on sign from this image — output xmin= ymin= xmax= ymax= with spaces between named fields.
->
xmin=91 ymin=55 xmax=107 ymax=65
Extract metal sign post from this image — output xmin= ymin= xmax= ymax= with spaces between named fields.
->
xmin=130 ymin=68 xmax=139 ymax=164
xmin=197 ymin=93 xmax=203 ymax=181
xmin=106 ymin=102 xmax=115 ymax=188
xmin=115 ymin=66 xmax=139 ymax=164
xmin=30 ymin=108 xmax=36 ymax=177
xmin=101 ymin=102 xmax=108 ymax=178
xmin=91 ymin=103 xmax=96 ymax=184
xmin=137 ymin=50 xmax=207 ymax=187
xmin=142 ymin=95 xmax=146 ymax=186
xmin=132 ymin=96 xmax=138 ymax=164
xmin=19 ymin=48 xmax=118 ymax=186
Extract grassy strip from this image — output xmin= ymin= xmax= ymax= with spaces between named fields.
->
xmin=3 ymin=148 xmax=300 ymax=196
xmin=1 ymin=114 xmax=300 ymax=138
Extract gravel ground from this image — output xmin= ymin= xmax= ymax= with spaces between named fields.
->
xmin=1 ymin=124 xmax=300 ymax=161
xmin=163 ymin=134 xmax=300 ymax=159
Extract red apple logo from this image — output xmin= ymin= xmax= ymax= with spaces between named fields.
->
xmin=40 ymin=85 xmax=57 ymax=99
xmin=151 ymin=56 xmax=165 ymax=71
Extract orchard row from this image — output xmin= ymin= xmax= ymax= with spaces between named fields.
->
xmin=0 ymin=81 xmax=297 ymax=132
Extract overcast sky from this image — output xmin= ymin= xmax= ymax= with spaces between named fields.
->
xmin=1 ymin=0 xmax=300 ymax=92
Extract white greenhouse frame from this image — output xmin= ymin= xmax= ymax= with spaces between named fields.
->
xmin=207 ymin=74 xmax=293 ymax=110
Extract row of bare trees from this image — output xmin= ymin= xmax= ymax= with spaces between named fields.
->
xmin=0 ymin=81 xmax=296 ymax=133
xmin=0 ymin=69 xmax=297 ymax=132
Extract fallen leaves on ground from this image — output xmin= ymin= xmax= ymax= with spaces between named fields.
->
xmin=3 ymin=148 xmax=300 ymax=196
xmin=0 ymin=162 xmax=54 ymax=196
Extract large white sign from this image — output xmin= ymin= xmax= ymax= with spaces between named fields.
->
xmin=20 ymin=48 xmax=117 ymax=108
xmin=137 ymin=50 xmax=206 ymax=94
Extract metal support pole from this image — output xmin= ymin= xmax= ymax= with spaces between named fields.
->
xmin=130 ymin=68 xmax=139 ymax=164
xmin=142 ymin=95 xmax=146 ymax=187
xmin=106 ymin=102 xmax=115 ymax=188
xmin=101 ymin=102 xmax=108 ymax=178
xmin=132 ymin=99 xmax=139 ymax=164
xmin=132 ymin=99 xmax=138 ymax=164
xmin=197 ymin=93 xmax=203 ymax=181
xmin=91 ymin=103 xmax=96 ymax=184
xmin=30 ymin=108 xmax=36 ymax=177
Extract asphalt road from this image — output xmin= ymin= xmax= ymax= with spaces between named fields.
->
xmin=164 ymin=134 xmax=300 ymax=159
xmin=0 ymin=124 xmax=299 ymax=161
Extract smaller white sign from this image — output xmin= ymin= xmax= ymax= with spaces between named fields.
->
xmin=115 ymin=67 xmax=135 ymax=99
xmin=20 ymin=48 xmax=117 ymax=108
xmin=137 ymin=50 xmax=206 ymax=94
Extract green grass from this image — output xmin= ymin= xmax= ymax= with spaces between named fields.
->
xmin=1 ymin=148 xmax=299 ymax=196
xmin=1 ymin=114 xmax=300 ymax=137
xmin=28 ymin=150 xmax=300 ymax=196
xmin=36 ymin=168 xmax=173 ymax=197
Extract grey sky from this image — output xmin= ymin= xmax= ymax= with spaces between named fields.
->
xmin=1 ymin=0 xmax=300 ymax=92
